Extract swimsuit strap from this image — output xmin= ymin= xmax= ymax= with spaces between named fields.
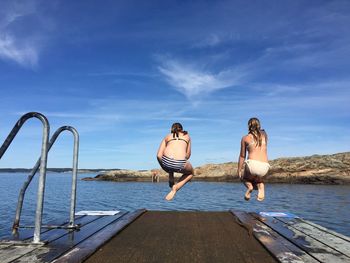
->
xmin=166 ymin=137 xmax=189 ymax=145
xmin=247 ymin=134 xmax=255 ymax=146
xmin=247 ymin=134 xmax=266 ymax=147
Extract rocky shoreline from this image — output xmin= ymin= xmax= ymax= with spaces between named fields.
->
xmin=82 ymin=152 xmax=350 ymax=184
xmin=0 ymin=168 xmax=119 ymax=173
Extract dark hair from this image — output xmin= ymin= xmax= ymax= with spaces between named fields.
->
xmin=171 ymin=123 xmax=188 ymax=138
xmin=248 ymin=117 xmax=267 ymax=146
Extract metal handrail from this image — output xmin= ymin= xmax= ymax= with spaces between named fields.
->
xmin=12 ymin=126 xmax=79 ymax=233
xmin=0 ymin=112 xmax=50 ymax=243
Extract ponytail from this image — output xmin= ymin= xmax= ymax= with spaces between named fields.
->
xmin=248 ymin=118 xmax=265 ymax=147
xmin=171 ymin=123 xmax=187 ymax=138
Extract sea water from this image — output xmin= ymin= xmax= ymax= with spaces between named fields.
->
xmin=0 ymin=172 xmax=349 ymax=237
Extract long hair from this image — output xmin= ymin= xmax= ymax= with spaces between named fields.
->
xmin=171 ymin=123 xmax=188 ymax=138
xmin=248 ymin=117 xmax=267 ymax=147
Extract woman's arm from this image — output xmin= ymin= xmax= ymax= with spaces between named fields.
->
xmin=186 ymin=137 xmax=191 ymax=159
xmin=237 ymin=136 xmax=246 ymax=179
xmin=157 ymin=138 xmax=166 ymax=167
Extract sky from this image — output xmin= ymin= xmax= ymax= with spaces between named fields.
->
xmin=0 ymin=0 xmax=349 ymax=170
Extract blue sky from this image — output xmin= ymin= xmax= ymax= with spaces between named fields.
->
xmin=0 ymin=0 xmax=349 ymax=170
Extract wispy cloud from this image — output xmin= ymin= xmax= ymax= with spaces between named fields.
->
xmin=45 ymin=112 xmax=121 ymax=122
xmin=0 ymin=34 xmax=39 ymax=67
xmin=193 ymin=34 xmax=223 ymax=48
xmin=1 ymin=0 xmax=349 ymax=169
xmin=0 ymin=0 xmax=49 ymax=68
xmin=86 ymin=71 xmax=157 ymax=78
xmin=157 ymin=57 xmax=247 ymax=100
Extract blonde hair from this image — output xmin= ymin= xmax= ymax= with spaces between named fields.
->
xmin=248 ymin=117 xmax=266 ymax=147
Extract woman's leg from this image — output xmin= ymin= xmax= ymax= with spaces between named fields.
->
xmin=242 ymin=165 xmax=254 ymax=201
xmin=244 ymin=181 xmax=254 ymax=201
xmin=252 ymin=173 xmax=265 ymax=201
xmin=168 ymin=172 xmax=174 ymax=188
xmin=165 ymin=162 xmax=194 ymax=201
xmin=257 ymin=182 xmax=265 ymax=201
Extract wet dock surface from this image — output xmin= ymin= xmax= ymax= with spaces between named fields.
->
xmin=1 ymin=210 xmax=350 ymax=262
xmin=84 ymin=211 xmax=277 ymax=263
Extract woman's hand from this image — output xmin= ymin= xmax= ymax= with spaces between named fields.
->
xmin=237 ymin=136 xmax=246 ymax=181
xmin=237 ymin=170 xmax=243 ymax=180
xmin=157 ymin=138 xmax=166 ymax=161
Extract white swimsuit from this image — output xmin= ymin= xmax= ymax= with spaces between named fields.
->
xmin=245 ymin=159 xmax=270 ymax=177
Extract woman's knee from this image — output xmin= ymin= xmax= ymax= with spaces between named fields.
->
xmin=183 ymin=162 xmax=194 ymax=175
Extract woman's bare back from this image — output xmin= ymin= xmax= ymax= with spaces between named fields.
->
xmin=245 ymin=134 xmax=268 ymax=162
xmin=163 ymin=133 xmax=190 ymax=160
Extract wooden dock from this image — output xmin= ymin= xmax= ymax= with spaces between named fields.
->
xmin=0 ymin=210 xmax=349 ymax=263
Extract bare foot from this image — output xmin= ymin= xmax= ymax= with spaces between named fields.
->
xmin=244 ymin=181 xmax=254 ymax=201
xmin=257 ymin=195 xmax=264 ymax=201
xmin=257 ymin=183 xmax=265 ymax=201
xmin=244 ymin=188 xmax=253 ymax=201
xmin=165 ymin=186 xmax=177 ymax=201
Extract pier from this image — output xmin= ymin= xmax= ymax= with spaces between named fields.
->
xmin=1 ymin=210 xmax=350 ymax=263
xmin=1 ymin=113 xmax=349 ymax=262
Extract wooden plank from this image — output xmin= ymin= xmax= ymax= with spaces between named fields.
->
xmin=295 ymin=218 xmax=350 ymax=242
xmin=231 ymin=210 xmax=319 ymax=263
xmin=37 ymin=215 xmax=106 ymax=244
xmin=1 ymin=215 xmax=86 ymax=241
xmin=1 ymin=215 xmax=97 ymax=245
xmin=0 ymin=244 xmax=11 ymax=249
xmin=0 ymin=217 xmax=84 ymax=263
xmin=2 ymin=216 xmax=105 ymax=243
xmin=52 ymin=209 xmax=146 ymax=263
xmin=11 ymin=246 xmax=51 ymax=263
xmin=11 ymin=212 xmax=127 ymax=263
xmin=251 ymin=213 xmax=349 ymax=263
xmin=277 ymin=217 xmax=350 ymax=258
xmin=0 ymin=214 xmax=97 ymax=262
xmin=0 ymin=244 xmax=42 ymax=263
xmin=2 ymin=229 xmax=37 ymax=242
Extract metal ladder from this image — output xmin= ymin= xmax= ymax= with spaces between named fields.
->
xmin=0 ymin=112 xmax=80 ymax=244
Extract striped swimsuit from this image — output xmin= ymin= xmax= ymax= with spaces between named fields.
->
xmin=161 ymin=155 xmax=187 ymax=173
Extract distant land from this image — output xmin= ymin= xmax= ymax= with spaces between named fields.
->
xmin=0 ymin=168 xmax=120 ymax=173
xmin=82 ymin=152 xmax=350 ymax=184
xmin=2 ymin=152 xmax=349 ymax=184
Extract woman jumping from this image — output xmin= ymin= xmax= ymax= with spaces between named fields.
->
xmin=237 ymin=117 xmax=270 ymax=201
xmin=157 ymin=123 xmax=194 ymax=201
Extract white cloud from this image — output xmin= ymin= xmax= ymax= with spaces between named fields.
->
xmin=0 ymin=0 xmax=46 ymax=68
xmin=0 ymin=34 xmax=39 ymax=67
xmin=158 ymin=58 xmax=246 ymax=100
xmin=44 ymin=112 xmax=121 ymax=122
xmin=86 ymin=71 xmax=157 ymax=78
xmin=194 ymin=34 xmax=222 ymax=48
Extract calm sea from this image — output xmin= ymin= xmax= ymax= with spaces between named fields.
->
xmin=0 ymin=172 xmax=349 ymax=237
